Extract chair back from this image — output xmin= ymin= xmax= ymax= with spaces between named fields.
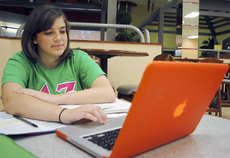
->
xmin=153 ymin=54 xmax=175 ymax=61
xmin=199 ymin=58 xmax=223 ymax=63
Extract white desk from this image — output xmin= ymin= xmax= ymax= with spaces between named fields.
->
xmin=10 ymin=115 xmax=230 ymax=158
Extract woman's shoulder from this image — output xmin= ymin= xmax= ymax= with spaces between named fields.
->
xmin=9 ymin=51 xmax=32 ymax=65
xmin=71 ymin=49 xmax=88 ymax=56
xmin=11 ymin=51 xmax=28 ymax=60
xmin=70 ymin=49 xmax=91 ymax=61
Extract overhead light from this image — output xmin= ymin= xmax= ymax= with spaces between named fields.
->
xmin=61 ymin=7 xmax=101 ymax=12
xmin=185 ymin=12 xmax=199 ymax=18
xmin=1 ymin=25 xmax=18 ymax=30
xmin=187 ymin=36 xmax=198 ymax=39
xmin=1 ymin=25 xmax=18 ymax=33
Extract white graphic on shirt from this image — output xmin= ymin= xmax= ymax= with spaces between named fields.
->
xmin=56 ymin=81 xmax=76 ymax=93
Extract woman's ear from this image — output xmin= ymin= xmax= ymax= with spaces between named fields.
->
xmin=33 ymin=36 xmax=37 ymax=44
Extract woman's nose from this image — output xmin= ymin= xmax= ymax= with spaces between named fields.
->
xmin=54 ymin=33 xmax=61 ymax=41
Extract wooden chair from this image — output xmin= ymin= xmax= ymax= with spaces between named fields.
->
xmin=199 ymin=57 xmax=224 ymax=63
xmin=220 ymin=66 xmax=230 ymax=111
xmin=153 ymin=53 xmax=175 ymax=61
xmin=175 ymin=58 xmax=199 ymax=62
xmin=117 ymin=54 xmax=175 ymax=102
xmin=199 ymin=57 xmax=224 ymax=116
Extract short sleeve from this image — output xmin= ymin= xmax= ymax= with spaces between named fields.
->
xmin=2 ymin=51 xmax=31 ymax=88
xmin=73 ymin=50 xmax=106 ymax=89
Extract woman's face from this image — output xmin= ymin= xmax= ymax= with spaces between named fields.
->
xmin=35 ymin=16 xmax=68 ymax=60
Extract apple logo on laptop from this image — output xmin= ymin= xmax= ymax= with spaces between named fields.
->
xmin=174 ymin=99 xmax=187 ymax=117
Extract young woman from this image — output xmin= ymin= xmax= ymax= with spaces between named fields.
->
xmin=1 ymin=5 xmax=116 ymax=124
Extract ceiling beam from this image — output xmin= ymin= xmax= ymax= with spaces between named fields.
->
xmin=212 ymin=18 xmax=228 ymax=25
xmin=91 ymin=0 xmax=102 ymax=5
xmin=200 ymin=11 xmax=230 ymax=18
xmin=200 ymin=0 xmax=230 ymax=12
xmin=217 ymin=29 xmax=230 ymax=36
xmin=213 ymin=22 xmax=230 ymax=29
xmin=204 ymin=16 xmax=216 ymax=36
xmin=101 ymin=0 xmax=107 ymax=11
xmin=0 ymin=1 xmax=102 ymax=12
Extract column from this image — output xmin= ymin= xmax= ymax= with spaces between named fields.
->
xmin=176 ymin=0 xmax=199 ymax=59
xmin=107 ymin=0 xmax=117 ymax=41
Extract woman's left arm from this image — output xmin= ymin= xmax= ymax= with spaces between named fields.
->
xmin=14 ymin=75 xmax=116 ymax=105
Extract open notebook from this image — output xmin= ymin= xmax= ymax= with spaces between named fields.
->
xmin=56 ymin=61 xmax=228 ymax=158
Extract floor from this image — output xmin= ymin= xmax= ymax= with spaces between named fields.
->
xmin=204 ymin=107 xmax=230 ymax=119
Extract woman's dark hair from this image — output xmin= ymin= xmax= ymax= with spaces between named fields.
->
xmin=21 ymin=5 xmax=72 ymax=63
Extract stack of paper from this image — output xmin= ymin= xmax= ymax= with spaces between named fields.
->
xmin=60 ymin=98 xmax=131 ymax=117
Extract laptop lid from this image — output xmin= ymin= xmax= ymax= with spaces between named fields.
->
xmin=109 ymin=61 xmax=228 ymax=158
xmin=56 ymin=61 xmax=228 ymax=158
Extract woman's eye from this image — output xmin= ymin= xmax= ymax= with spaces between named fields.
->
xmin=60 ymin=31 xmax=66 ymax=34
xmin=44 ymin=32 xmax=52 ymax=35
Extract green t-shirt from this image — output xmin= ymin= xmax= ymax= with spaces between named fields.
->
xmin=2 ymin=49 xmax=105 ymax=94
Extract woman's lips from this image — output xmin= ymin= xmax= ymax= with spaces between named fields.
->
xmin=52 ymin=44 xmax=63 ymax=47
xmin=52 ymin=44 xmax=63 ymax=48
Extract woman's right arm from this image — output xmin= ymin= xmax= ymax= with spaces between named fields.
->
xmin=2 ymin=82 xmax=108 ymax=124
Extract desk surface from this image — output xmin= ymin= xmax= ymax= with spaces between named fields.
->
xmin=77 ymin=48 xmax=149 ymax=74
xmin=78 ymin=48 xmax=149 ymax=57
xmin=175 ymin=58 xmax=200 ymax=62
xmin=10 ymin=115 xmax=230 ymax=158
xmin=8 ymin=115 xmax=230 ymax=158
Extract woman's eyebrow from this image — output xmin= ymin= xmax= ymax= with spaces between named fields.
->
xmin=48 ymin=26 xmax=66 ymax=30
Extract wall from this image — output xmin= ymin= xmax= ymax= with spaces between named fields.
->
xmin=131 ymin=5 xmax=161 ymax=44
xmin=0 ymin=38 xmax=22 ymax=111
xmin=131 ymin=4 xmax=177 ymax=47
xmin=70 ymin=40 xmax=162 ymax=91
xmin=0 ymin=37 xmax=162 ymax=111
xmin=130 ymin=4 xmax=230 ymax=57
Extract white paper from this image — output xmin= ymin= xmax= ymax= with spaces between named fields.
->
xmin=0 ymin=112 xmax=67 ymax=135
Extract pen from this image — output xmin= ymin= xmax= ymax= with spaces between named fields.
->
xmin=13 ymin=115 xmax=38 ymax=128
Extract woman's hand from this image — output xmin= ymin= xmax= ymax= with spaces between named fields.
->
xmin=60 ymin=104 xmax=108 ymax=124
xmin=13 ymin=88 xmax=59 ymax=105
xmin=12 ymin=87 xmax=108 ymax=124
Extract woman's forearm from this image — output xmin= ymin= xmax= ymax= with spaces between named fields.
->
xmin=2 ymin=82 xmax=63 ymax=122
xmin=12 ymin=75 xmax=116 ymax=105
xmin=57 ymin=85 xmax=116 ymax=105
xmin=57 ymin=75 xmax=116 ymax=105
xmin=2 ymin=82 xmax=111 ymax=124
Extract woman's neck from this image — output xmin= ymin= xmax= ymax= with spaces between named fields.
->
xmin=39 ymin=57 xmax=59 ymax=69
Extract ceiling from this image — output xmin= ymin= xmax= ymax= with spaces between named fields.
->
xmin=1 ymin=0 xmax=230 ymax=40
xmin=137 ymin=0 xmax=230 ymax=38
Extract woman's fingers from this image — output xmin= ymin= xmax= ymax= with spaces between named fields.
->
xmin=86 ymin=105 xmax=108 ymax=124
xmin=62 ymin=105 xmax=108 ymax=124
xmin=83 ymin=111 xmax=98 ymax=122
xmin=97 ymin=107 xmax=108 ymax=123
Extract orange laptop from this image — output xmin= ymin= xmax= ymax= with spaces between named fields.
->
xmin=56 ymin=61 xmax=228 ymax=158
